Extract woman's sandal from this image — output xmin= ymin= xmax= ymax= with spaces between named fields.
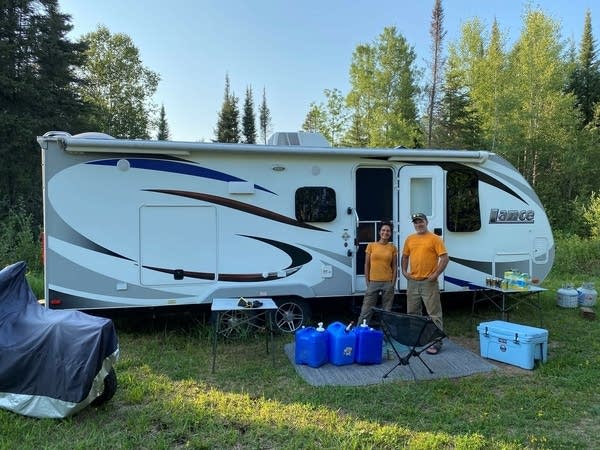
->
xmin=426 ymin=342 xmax=442 ymax=355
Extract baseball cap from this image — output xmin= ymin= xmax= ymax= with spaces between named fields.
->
xmin=411 ymin=213 xmax=427 ymax=222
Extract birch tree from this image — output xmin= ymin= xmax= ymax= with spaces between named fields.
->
xmin=78 ymin=25 xmax=159 ymax=139
xmin=347 ymin=27 xmax=422 ymax=148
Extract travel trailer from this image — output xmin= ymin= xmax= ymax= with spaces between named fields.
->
xmin=38 ymin=131 xmax=554 ymax=332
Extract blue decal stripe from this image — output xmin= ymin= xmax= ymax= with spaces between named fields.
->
xmin=444 ymin=275 xmax=478 ymax=289
xmin=87 ymin=158 xmax=276 ymax=194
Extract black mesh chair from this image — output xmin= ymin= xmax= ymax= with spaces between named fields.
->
xmin=373 ymin=308 xmax=447 ymax=380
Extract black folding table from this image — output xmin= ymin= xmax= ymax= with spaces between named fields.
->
xmin=471 ymin=285 xmax=547 ymax=325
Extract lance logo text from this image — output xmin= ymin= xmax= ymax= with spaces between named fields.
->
xmin=489 ymin=208 xmax=535 ymax=224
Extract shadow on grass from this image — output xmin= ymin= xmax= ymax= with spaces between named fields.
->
xmin=60 ymin=289 xmax=599 ymax=449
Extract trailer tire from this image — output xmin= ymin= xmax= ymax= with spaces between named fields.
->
xmin=210 ymin=309 xmax=258 ymax=339
xmin=273 ymin=299 xmax=311 ymax=333
xmin=91 ymin=367 xmax=117 ymax=407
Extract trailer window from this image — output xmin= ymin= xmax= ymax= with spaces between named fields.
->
xmin=446 ymin=170 xmax=481 ymax=232
xmin=295 ymin=187 xmax=337 ymax=222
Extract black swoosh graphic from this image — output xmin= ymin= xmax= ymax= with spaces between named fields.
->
xmin=145 ymin=189 xmax=329 ymax=231
xmin=143 ymin=235 xmax=312 ymax=282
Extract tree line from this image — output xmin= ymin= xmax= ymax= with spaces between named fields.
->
xmin=0 ymin=0 xmax=272 ymax=243
xmin=214 ymin=74 xmax=272 ymax=145
xmin=302 ymin=3 xmax=600 ymax=237
xmin=1 ymin=1 xmax=164 ymax=232
xmin=2 ymin=0 xmax=600 ymax=264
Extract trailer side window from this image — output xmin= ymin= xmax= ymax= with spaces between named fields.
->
xmin=446 ymin=170 xmax=481 ymax=232
xmin=295 ymin=187 xmax=337 ymax=222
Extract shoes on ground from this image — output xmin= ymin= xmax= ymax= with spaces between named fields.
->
xmin=426 ymin=341 xmax=443 ymax=355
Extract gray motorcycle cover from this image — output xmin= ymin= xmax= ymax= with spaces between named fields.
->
xmin=0 ymin=261 xmax=119 ymax=418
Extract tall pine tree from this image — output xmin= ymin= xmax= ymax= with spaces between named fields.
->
xmin=436 ymin=57 xmax=482 ymax=149
xmin=156 ymin=104 xmax=170 ymax=140
xmin=259 ymin=87 xmax=271 ymax=144
xmin=242 ymin=86 xmax=257 ymax=144
xmin=426 ymin=0 xmax=446 ymax=147
xmin=0 ymin=0 xmax=88 ymax=226
xmin=567 ymin=9 xmax=600 ymax=126
xmin=215 ymin=74 xmax=240 ymax=143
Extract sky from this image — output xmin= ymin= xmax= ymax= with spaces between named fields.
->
xmin=58 ymin=0 xmax=598 ymax=142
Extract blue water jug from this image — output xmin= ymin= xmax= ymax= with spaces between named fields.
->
xmin=354 ymin=319 xmax=384 ymax=365
xmin=326 ymin=321 xmax=356 ymax=366
xmin=294 ymin=322 xmax=328 ymax=368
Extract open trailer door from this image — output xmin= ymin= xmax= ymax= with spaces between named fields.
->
xmin=398 ymin=165 xmax=445 ymax=291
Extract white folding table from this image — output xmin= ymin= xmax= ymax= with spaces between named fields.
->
xmin=211 ymin=298 xmax=277 ymax=373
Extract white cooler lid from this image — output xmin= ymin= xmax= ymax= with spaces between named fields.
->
xmin=477 ymin=320 xmax=548 ymax=341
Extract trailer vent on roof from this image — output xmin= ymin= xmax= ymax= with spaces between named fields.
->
xmin=267 ymin=132 xmax=330 ymax=147
xmin=72 ymin=132 xmax=115 ymax=140
xmin=279 ymin=132 xmax=300 ymax=146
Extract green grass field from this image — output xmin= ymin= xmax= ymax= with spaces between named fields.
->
xmin=2 ymin=241 xmax=600 ymax=449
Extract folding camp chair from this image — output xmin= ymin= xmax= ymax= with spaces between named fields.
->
xmin=373 ymin=308 xmax=447 ymax=380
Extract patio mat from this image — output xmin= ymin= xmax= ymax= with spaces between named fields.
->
xmin=284 ymin=339 xmax=498 ymax=386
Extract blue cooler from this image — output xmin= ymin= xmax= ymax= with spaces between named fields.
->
xmin=326 ymin=321 xmax=356 ymax=366
xmin=477 ymin=320 xmax=548 ymax=370
xmin=294 ymin=323 xmax=329 ymax=368
xmin=355 ymin=321 xmax=384 ymax=365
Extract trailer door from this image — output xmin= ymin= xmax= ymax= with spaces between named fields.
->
xmin=353 ymin=167 xmax=395 ymax=293
xmin=398 ymin=166 xmax=445 ymax=291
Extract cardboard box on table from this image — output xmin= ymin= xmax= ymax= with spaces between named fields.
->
xmin=477 ymin=320 xmax=548 ymax=369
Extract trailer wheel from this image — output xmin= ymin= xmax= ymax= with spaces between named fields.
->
xmin=91 ymin=367 xmax=117 ymax=407
xmin=273 ymin=299 xmax=311 ymax=333
xmin=210 ymin=309 xmax=257 ymax=339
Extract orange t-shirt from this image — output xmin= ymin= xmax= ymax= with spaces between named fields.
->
xmin=366 ymin=242 xmax=398 ymax=281
xmin=402 ymin=232 xmax=447 ymax=279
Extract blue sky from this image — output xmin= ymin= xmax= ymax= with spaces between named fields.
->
xmin=59 ymin=0 xmax=598 ymax=142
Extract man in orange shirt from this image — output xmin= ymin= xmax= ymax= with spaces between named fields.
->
xmin=401 ymin=213 xmax=449 ymax=354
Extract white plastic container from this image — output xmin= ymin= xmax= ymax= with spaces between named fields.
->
xmin=556 ymin=284 xmax=579 ymax=308
xmin=577 ymin=282 xmax=597 ymax=307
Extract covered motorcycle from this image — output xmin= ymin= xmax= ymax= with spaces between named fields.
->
xmin=0 ymin=261 xmax=119 ymax=418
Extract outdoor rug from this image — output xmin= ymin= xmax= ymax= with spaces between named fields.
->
xmin=284 ymin=339 xmax=498 ymax=386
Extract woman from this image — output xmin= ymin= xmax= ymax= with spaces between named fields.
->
xmin=357 ymin=221 xmax=398 ymax=325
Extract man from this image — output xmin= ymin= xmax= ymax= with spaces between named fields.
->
xmin=401 ymin=213 xmax=449 ymax=354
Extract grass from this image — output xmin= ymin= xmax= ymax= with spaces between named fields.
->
xmin=3 ymin=254 xmax=600 ymax=448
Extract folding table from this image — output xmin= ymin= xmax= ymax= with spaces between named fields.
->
xmin=471 ymin=285 xmax=547 ymax=326
xmin=211 ymin=298 xmax=277 ymax=373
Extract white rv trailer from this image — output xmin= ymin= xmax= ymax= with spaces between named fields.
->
xmin=38 ymin=131 xmax=554 ymax=331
